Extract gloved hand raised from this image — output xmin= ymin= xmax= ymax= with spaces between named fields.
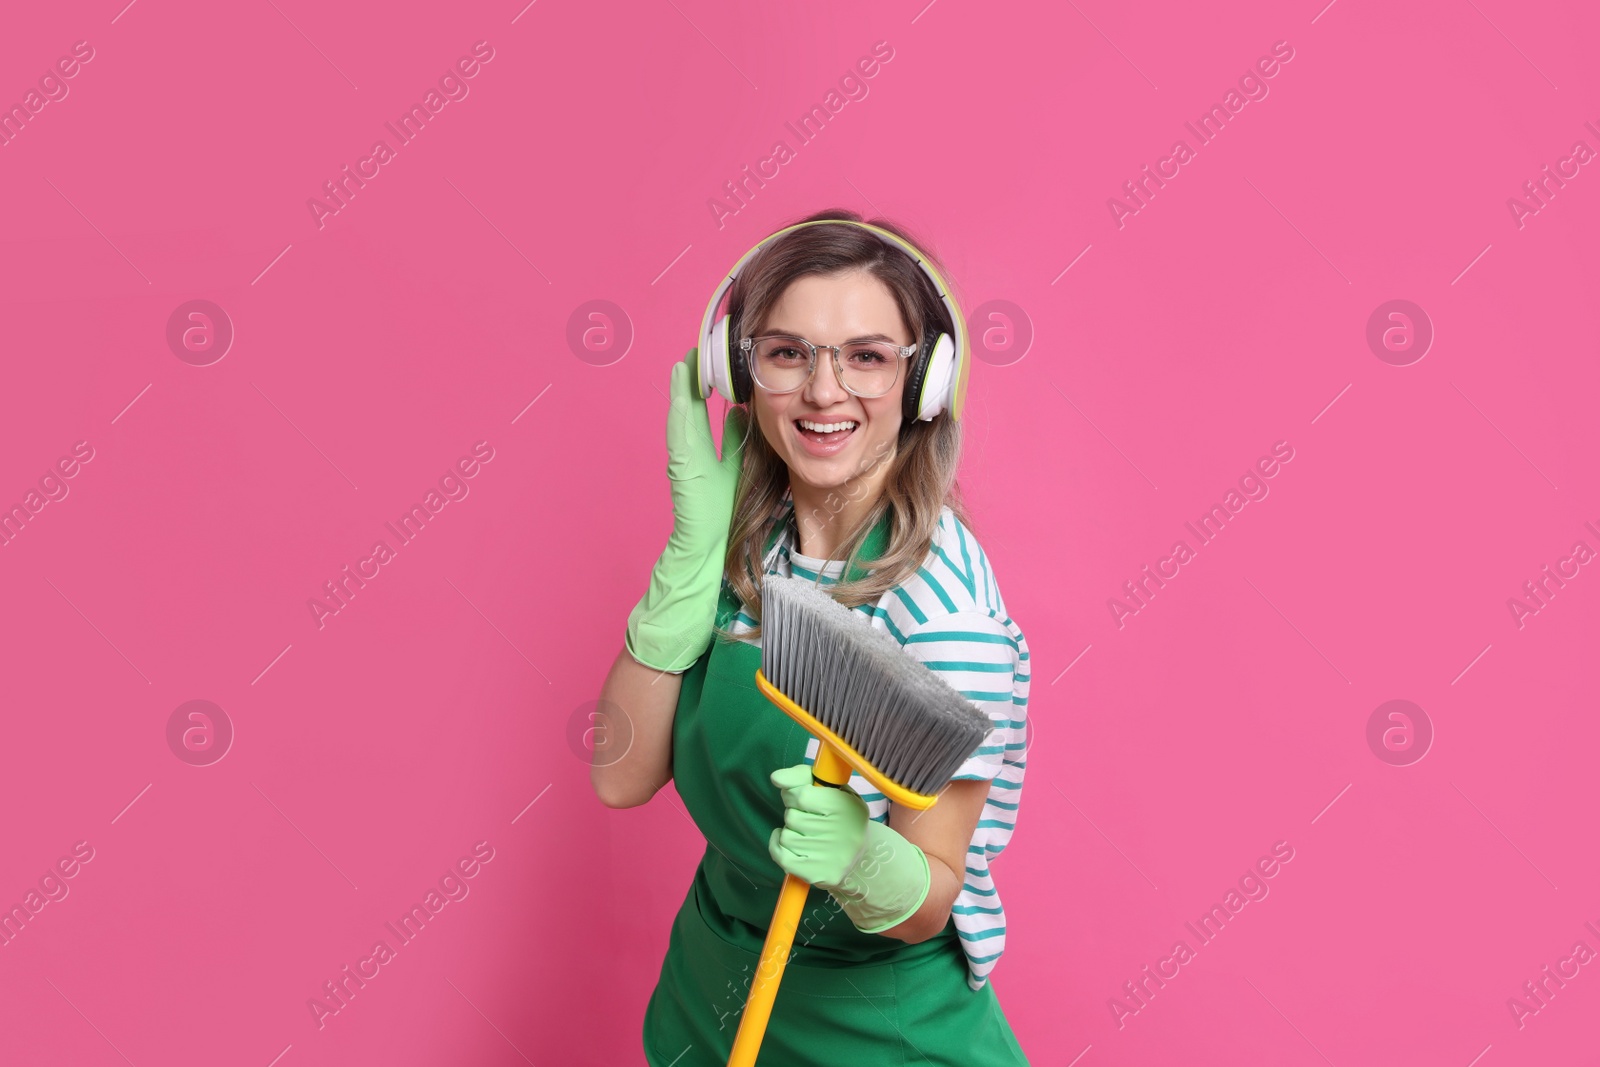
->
xmin=625 ymin=348 xmax=749 ymax=673
xmin=767 ymin=762 xmax=932 ymax=935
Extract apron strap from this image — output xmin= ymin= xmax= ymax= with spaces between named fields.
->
xmin=842 ymin=506 xmax=892 ymax=583
xmin=713 ymin=516 xmax=785 ymax=631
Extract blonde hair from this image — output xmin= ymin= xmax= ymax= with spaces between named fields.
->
xmin=716 ymin=208 xmax=976 ymax=643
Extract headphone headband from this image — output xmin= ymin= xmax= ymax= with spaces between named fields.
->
xmin=695 ymin=218 xmax=970 ymax=423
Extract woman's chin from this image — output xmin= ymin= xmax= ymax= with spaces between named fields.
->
xmin=787 ymin=462 xmax=852 ymax=493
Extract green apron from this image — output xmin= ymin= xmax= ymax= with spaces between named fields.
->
xmin=642 ymin=511 xmax=1030 ymax=1066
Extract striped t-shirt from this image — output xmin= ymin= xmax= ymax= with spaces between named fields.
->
xmin=723 ymin=493 xmax=1030 ymax=991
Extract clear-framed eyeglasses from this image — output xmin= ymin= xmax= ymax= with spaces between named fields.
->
xmin=738 ymin=334 xmax=917 ymax=398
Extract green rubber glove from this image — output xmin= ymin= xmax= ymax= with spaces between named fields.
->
xmin=767 ymin=763 xmax=932 ymax=935
xmin=625 ymin=348 xmax=748 ymax=673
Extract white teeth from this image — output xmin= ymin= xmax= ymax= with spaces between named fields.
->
xmin=797 ymin=419 xmax=858 ymax=433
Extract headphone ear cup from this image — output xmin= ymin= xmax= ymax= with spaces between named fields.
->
xmin=915 ymin=332 xmax=956 ymax=421
xmin=903 ymin=332 xmax=951 ymax=421
xmin=705 ymin=314 xmax=747 ymax=404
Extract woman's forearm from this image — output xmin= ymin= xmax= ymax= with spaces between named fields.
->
xmin=870 ymin=779 xmax=993 ymax=942
xmin=589 ymin=644 xmax=685 ymax=808
xmin=874 ymin=852 xmax=961 ymax=944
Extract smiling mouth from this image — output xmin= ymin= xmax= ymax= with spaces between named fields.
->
xmin=794 ymin=418 xmax=859 ymax=445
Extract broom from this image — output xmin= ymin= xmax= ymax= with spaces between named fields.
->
xmin=725 ymin=573 xmax=996 ymax=1067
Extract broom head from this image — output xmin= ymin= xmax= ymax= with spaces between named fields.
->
xmin=755 ymin=573 xmax=996 ymax=810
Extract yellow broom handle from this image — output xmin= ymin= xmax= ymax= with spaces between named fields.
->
xmin=726 ymin=742 xmax=853 ymax=1067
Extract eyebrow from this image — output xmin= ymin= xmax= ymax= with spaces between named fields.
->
xmin=764 ymin=329 xmax=903 ymax=344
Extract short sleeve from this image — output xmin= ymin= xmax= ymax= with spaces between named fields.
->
xmin=899 ymin=610 xmax=1022 ymax=782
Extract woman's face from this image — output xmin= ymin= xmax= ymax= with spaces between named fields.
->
xmin=749 ymin=269 xmax=910 ymax=494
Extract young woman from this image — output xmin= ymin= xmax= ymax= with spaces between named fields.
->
xmin=592 ymin=210 xmax=1031 ymax=1064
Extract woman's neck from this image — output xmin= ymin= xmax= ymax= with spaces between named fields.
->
xmin=789 ymin=470 xmax=889 ymax=560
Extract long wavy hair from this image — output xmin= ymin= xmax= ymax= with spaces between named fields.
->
xmin=715 ymin=208 xmax=975 ymax=643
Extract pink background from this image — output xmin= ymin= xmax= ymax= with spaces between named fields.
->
xmin=1 ymin=0 xmax=1597 ymax=1064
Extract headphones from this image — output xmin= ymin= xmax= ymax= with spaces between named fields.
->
xmin=694 ymin=219 xmax=971 ymax=423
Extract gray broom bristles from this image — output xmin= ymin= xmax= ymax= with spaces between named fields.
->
xmin=759 ymin=574 xmax=996 ymax=797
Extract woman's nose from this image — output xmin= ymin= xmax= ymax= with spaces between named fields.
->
xmin=804 ymin=350 xmax=848 ymax=404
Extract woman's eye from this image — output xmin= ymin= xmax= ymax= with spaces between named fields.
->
xmin=848 ymin=349 xmax=890 ymax=365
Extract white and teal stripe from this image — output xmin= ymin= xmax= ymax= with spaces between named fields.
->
xmin=724 ymin=493 xmax=1030 ymax=993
